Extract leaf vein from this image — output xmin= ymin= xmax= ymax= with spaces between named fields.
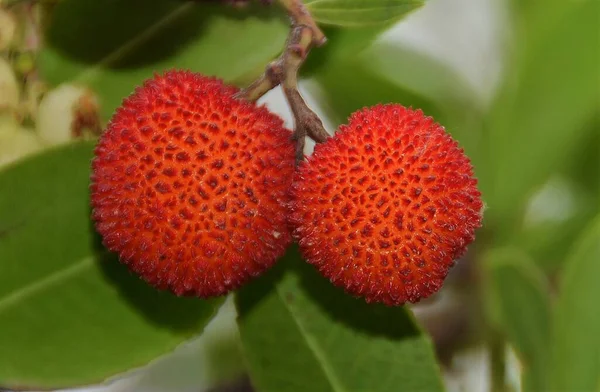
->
xmin=275 ymin=285 xmax=347 ymax=392
xmin=0 ymin=256 xmax=95 ymax=313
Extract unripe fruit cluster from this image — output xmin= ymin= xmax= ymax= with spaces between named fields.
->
xmin=91 ymin=70 xmax=482 ymax=305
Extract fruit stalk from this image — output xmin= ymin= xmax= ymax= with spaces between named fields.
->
xmin=236 ymin=0 xmax=328 ymax=161
xmin=283 ymin=25 xmax=329 ymax=161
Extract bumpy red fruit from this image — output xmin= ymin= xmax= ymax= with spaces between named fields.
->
xmin=289 ymin=104 xmax=483 ymax=305
xmin=91 ymin=70 xmax=295 ymax=297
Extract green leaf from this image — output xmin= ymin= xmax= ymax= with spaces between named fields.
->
xmin=304 ymin=24 xmax=394 ymax=77
xmin=314 ymin=59 xmax=441 ymax=127
xmin=39 ymin=0 xmax=287 ymax=120
xmin=482 ymin=0 xmax=599 ymax=232
xmin=360 ymin=42 xmax=478 ymax=112
xmin=305 ymin=0 xmax=424 ymax=27
xmin=0 ymin=142 xmax=222 ymax=390
xmin=551 ymin=215 xmax=600 ymax=390
xmin=236 ymin=246 xmax=444 ymax=392
xmin=303 ymin=2 xmax=428 ymax=75
xmin=516 ymin=175 xmax=599 ymax=271
xmin=485 ymin=248 xmax=551 ymax=392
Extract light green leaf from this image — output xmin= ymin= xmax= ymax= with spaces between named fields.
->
xmin=0 ymin=142 xmax=222 ymax=390
xmin=482 ymin=0 xmax=599 ymax=232
xmin=39 ymin=0 xmax=287 ymax=120
xmin=305 ymin=0 xmax=424 ymax=27
xmin=551 ymin=215 xmax=600 ymax=390
xmin=485 ymin=248 xmax=551 ymax=392
xmin=236 ymin=246 xmax=444 ymax=392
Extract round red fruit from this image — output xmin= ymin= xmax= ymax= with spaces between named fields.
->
xmin=91 ymin=70 xmax=295 ymax=297
xmin=289 ymin=104 xmax=483 ymax=305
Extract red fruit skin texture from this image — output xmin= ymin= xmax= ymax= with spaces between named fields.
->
xmin=91 ymin=70 xmax=295 ymax=298
xmin=289 ymin=104 xmax=483 ymax=306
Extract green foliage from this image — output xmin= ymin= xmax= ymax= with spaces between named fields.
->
xmin=482 ymin=0 xmax=599 ymax=235
xmin=551 ymin=215 xmax=600 ymax=390
xmin=0 ymin=143 xmax=222 ymax=389
xmin=315 ymin=59 xmax=439 ymax=126
xmin=236 ymin=246 xmax=444 ymax=392
xmin=313 ymin=49 xmax=480 ymax=157
xmin=305 ymin=0 xmax=423 ymax=27
xmin=39 ymin=0 xmax=288 ymax=120
xmin=516 ymin=176 xmax=599 ymax=271
xmin=362 ymin=42 xmax=478 ymax=112
xmin=485 ymin=248 xmax=551 ymax=392
xmin=303 ymin=22 xmax=400 ymax=76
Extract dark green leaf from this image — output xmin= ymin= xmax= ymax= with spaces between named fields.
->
xmin=39 ymin=0 xmax=287 ymax=120
xmin=0 ymin=142 xmax=222 ymax=390
xmin=551 ymin=215 xmax=600 ymax=390
xmin=485 ymin=248 xmax=551 ymax=392
xmin=305 ymin=0 xmax=424 ymax=27
xmin=561 ymin=115 xmax=600 ymax=197
xmin=236 ymin=246 xmax=444 ymax=392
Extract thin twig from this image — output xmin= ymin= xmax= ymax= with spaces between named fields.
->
xmin=281 ymin=25 xmax=328 ymax=161
xmin=235 ymin=0 xmax=329 ymax=163
xmin=278 ymin=0 xmax=326 ymax=46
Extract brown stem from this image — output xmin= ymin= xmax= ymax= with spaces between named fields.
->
xmin=278 ymin=0 xmax=326 ymax=46
xmin=235 ymin=0 xmax=329 ymax=163
xmin=281 ymin=26 xmax=328 ymax=161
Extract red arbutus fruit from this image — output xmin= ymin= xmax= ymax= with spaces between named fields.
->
xmin=289 ymin=104 xmax=483 ymax=306
xmin=91 ymin=70 xmax=295 ymax=297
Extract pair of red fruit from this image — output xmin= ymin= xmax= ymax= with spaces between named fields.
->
xmin=90 ymin=70 xmax=483 ymax=306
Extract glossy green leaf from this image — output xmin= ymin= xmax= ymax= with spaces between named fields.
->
xmin=236 ymin=246 xmax=444 ymax=392
xmin=39 ymin=0 xmax=287 ymax=120
xmin=0 ymin=142 xmax=222 ymax=390
xmin=305 ymin=0 xmax=423 ymax=27
xmin=485 ymin=248 xmax=551 ymax=392
xmin=482 ymin=0 xmax=599 ymax=232
xmin=551 ymin=215 xmax=600 ymax=390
